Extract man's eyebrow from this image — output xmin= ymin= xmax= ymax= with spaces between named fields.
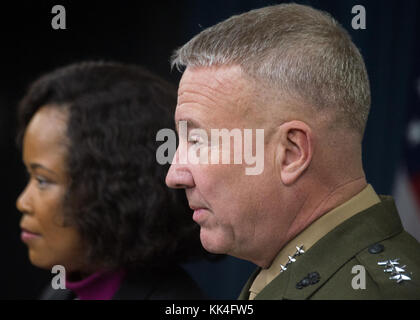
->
xmin=174 ymin=118 xmax=201 ymax=133
xmin=29 ymin=163 xmax=58 ymax=177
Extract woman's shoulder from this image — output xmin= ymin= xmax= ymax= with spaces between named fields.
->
xmin=113 ymin=265 xmax=207 ymax=300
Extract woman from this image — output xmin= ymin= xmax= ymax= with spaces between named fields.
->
xmin=16 ymin=61 xmax=206 ymax=300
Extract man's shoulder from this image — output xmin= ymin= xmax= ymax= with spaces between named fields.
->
xmin=354 ymin=230 xmax=420 ymax=299
xmin=310 ymin=230 xmax=420 ymax=299
xmin=311 ymin=197 xmax=420 ymax=300
xmin=253 ymin=196 xmax=420 ymax=300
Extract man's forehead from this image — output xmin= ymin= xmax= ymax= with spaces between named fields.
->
xmin=178 ymin=65 xmax=249 ymax=96
xmin=176 ymin=65 xmax=258 ymax=122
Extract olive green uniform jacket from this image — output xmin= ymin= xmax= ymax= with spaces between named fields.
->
xmin=238 ymin=196 xmax=420 ymax=300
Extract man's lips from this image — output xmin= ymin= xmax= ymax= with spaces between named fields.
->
xmin=189 ymin=205 xmax=206 ymax=211
xmin=190 ymin=207 xmax=209 ymax=223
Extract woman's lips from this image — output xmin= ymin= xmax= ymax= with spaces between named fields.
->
xmin=21 ymin=229 xmax=41 ymax=243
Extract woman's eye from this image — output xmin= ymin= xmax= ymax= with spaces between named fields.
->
xmin=35 ymin=177 xmax=50 ymax=188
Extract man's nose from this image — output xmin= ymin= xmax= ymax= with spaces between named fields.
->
xmin=165 ymin=148 xmax=195 ymax=189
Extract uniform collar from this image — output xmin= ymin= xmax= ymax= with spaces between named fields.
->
xmin=254 ymin=196 xmax=403 ymax=300
xmin=248 ymin=184 xmax=381 ymax=299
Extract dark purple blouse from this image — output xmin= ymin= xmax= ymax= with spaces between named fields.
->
xmin=66 ymin=268 xmax=126 ymax=300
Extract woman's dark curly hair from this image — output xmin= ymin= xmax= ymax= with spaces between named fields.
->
xmin=17 ymin=61 xmax=206 ymax=270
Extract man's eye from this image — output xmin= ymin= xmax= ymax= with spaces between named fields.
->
xmin=189 ymin=136 xmax=202 ymax=145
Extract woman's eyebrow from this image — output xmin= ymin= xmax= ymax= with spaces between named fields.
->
xmin=29 ymin=163 xmax=58 ymax=177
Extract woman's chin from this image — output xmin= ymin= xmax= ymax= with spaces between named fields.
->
xmin=28 ymin=250 xmax=61 ymax=271
xmin=28 ymin=256 xmax=54 ymax=270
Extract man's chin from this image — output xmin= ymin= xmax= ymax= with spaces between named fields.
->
xmin=199 ymin=229 xmax=229 ymax=255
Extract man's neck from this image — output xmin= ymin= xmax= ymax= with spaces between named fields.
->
xmin=258 ymin=176 xmax=368 ymax=268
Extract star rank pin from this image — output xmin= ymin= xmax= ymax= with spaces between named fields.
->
xmin=279 ymin=245 xmax=305 ymax=273
xmin=378 ymin=258 xmax=412 ymax=283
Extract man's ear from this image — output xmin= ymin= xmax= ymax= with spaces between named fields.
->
xmin=275 ymin=120 xmax=313 ymax=185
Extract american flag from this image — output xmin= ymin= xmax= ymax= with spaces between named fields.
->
xmin=393 ymin=57 xmax=420 ymax=242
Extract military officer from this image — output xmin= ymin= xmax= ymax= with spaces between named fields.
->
xmin=238 ymin=190 xmax=420 ymax=299
xmin=165 ymin=3 xmax=420 ymax=299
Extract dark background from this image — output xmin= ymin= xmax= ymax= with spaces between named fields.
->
xmin=0 ymin=0 xmax=419 ymax=299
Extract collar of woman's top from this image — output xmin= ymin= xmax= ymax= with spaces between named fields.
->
xmin=66 ymin=268 xmax=126 ymax=300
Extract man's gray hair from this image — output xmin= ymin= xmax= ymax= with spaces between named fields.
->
xmin=172 ymin=3 xmax=371 ymax=136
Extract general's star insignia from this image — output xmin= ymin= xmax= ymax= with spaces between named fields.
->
xmin=378 ymin=258 xmax=412 ymax=283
